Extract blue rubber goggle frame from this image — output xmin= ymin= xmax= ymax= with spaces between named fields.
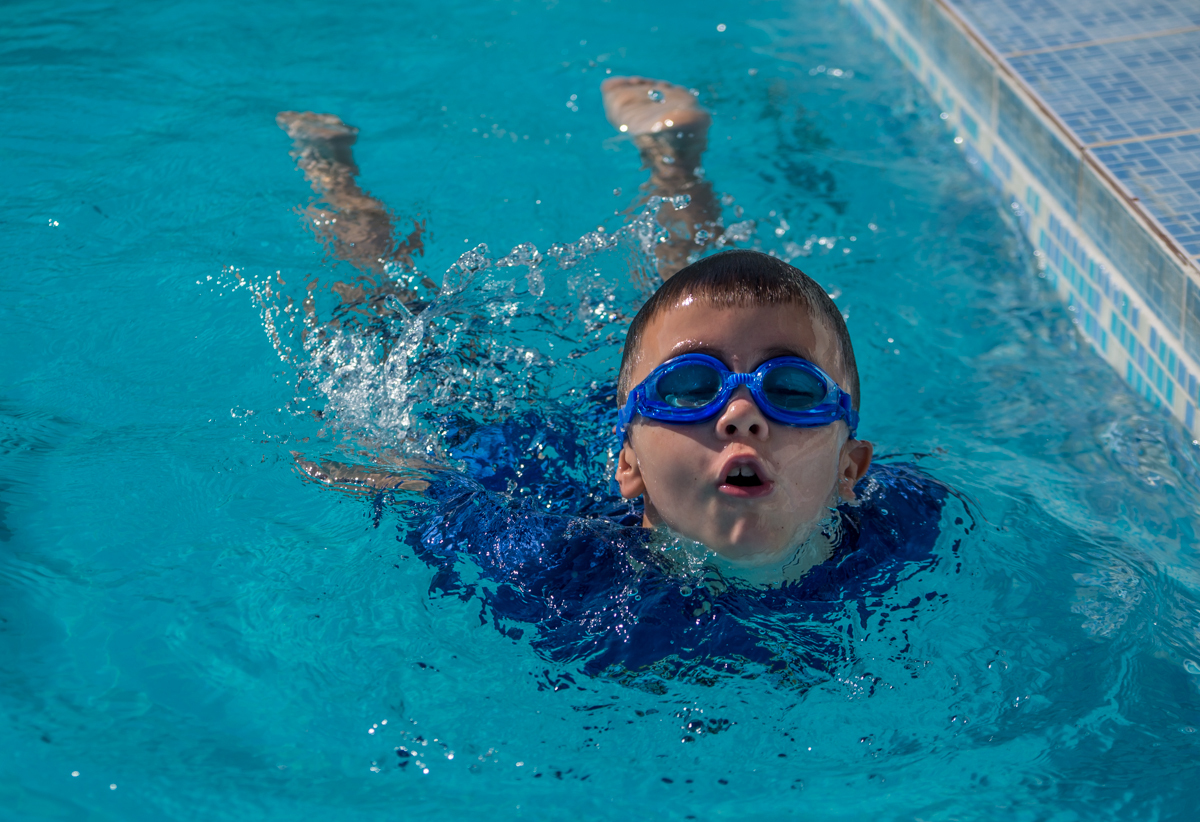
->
xmin=617 ymin=353 xmax=858 ymax=443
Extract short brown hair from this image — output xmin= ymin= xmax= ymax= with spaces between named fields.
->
xmin=617 ymin=250 xmax=860 ymax=409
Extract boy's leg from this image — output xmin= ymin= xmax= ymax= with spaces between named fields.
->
xmin=600 ymin=77 xmax=723 ymax=279
xmin=277 ymin=112 xmax=428 ymax=324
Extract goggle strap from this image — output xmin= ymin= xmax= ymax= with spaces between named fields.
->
xmin=840 ymin=391 xmax=858 ymax=437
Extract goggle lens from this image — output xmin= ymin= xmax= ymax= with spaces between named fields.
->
xmin=761 ymin=365 xmax=826 ymax=411
xmin=654 ymin=363 xmax=723 ymax=408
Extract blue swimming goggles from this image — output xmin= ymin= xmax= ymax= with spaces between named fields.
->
xmin=617 ymin=353 xmax=858 ymax=442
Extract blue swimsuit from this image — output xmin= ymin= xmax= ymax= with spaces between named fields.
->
xmin=391 ymin=458 xmax=955 ymax=688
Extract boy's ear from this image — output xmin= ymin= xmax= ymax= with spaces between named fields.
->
xmin=837 ymin=437 xmax=874 ymax=502
xmin=615 ymin=440 xmax=646 ymax=500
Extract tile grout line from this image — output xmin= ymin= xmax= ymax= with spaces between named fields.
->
xmin=1004 ymin=25 xmax=1200 ymax=58
xmin=1087 ymin=127 xmax=1200 ymax=148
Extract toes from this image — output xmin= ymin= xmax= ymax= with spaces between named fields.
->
xmin=276 ymin=111 xmax=358 ymax=141
xmin=601 ymin=75 xmax=658 ymax=92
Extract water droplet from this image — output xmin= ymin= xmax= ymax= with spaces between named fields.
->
xmin=647 ymin=89 xmax=664 ymax=102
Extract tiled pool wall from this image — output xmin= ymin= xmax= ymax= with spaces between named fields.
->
xmin=842 ymin=0 xmax=1200 ymax=433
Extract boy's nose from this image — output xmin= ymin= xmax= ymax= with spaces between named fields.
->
xmin=715 ymin=387 xmax=769 ymax=440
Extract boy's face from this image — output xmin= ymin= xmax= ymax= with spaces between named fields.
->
xmin=615 ymin=300 xmax=873 ymax=565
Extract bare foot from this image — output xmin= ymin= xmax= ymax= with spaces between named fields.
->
xmin=601 ymin=76 xmax=711 ymax=138
xmin=277 ymin=111 xmax=359 ymax=169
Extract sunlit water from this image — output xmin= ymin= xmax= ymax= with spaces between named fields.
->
xmin=5 ymin=0 xmax=1200 ymax=818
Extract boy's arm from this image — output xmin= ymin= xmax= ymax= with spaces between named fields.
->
xmin=291 ymin=452 xmax=432 ymax=493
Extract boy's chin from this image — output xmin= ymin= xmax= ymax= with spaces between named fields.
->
xmin=644 ymin=501 xmax=836 ymax=570
xmin=696 ymin=521 xmax=822 ymax=566
xmin=648 ymin=518 xmax=793 ymax=564
xmin=707 ymin=539 xmax=799 ymax=566
xmin=697 ymin=513 xmax=841 ymax=572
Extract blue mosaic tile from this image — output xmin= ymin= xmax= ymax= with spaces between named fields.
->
xmin=950 ymin=0 xmax=1200 ymax=57
xmin=917 ymin=0 xmax=1200 ymax=260
xmin=1006 ymin=33 xmax=1200 ymax=145
xmin=1091 ymin=134 xmax=1200 ymax=254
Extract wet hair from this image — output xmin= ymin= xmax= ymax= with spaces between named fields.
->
xmin=617 ymin=249 xmax=860 ymax=410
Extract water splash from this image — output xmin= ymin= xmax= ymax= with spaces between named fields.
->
xmin=238 ymin=200 xmax=669 ymax=495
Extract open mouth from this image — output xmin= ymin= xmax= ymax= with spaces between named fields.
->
xmin=724 ymin=464 xmax=764 ymax=487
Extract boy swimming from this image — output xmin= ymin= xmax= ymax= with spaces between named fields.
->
xmin=280 ymin=77 xmax=952 ymax=682
xmin=282 ymin=77 xmax=870 ymax=568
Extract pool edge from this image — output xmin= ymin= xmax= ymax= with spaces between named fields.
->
xmin=842 ymin=0 xmax=1200 ymax=434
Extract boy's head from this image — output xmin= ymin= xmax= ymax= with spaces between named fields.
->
xmin=615 ymin=249 xmax=873 ymax=565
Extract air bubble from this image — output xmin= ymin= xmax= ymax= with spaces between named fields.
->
xmin=647 ymin=89 xmax=664 ymax=102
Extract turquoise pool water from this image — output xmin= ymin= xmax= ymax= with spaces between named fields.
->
xmin=6 ymin=0 xmax=1200 ymax=818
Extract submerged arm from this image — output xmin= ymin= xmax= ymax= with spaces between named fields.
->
xmin=292 ymin=452 xmax=432 ymax=494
